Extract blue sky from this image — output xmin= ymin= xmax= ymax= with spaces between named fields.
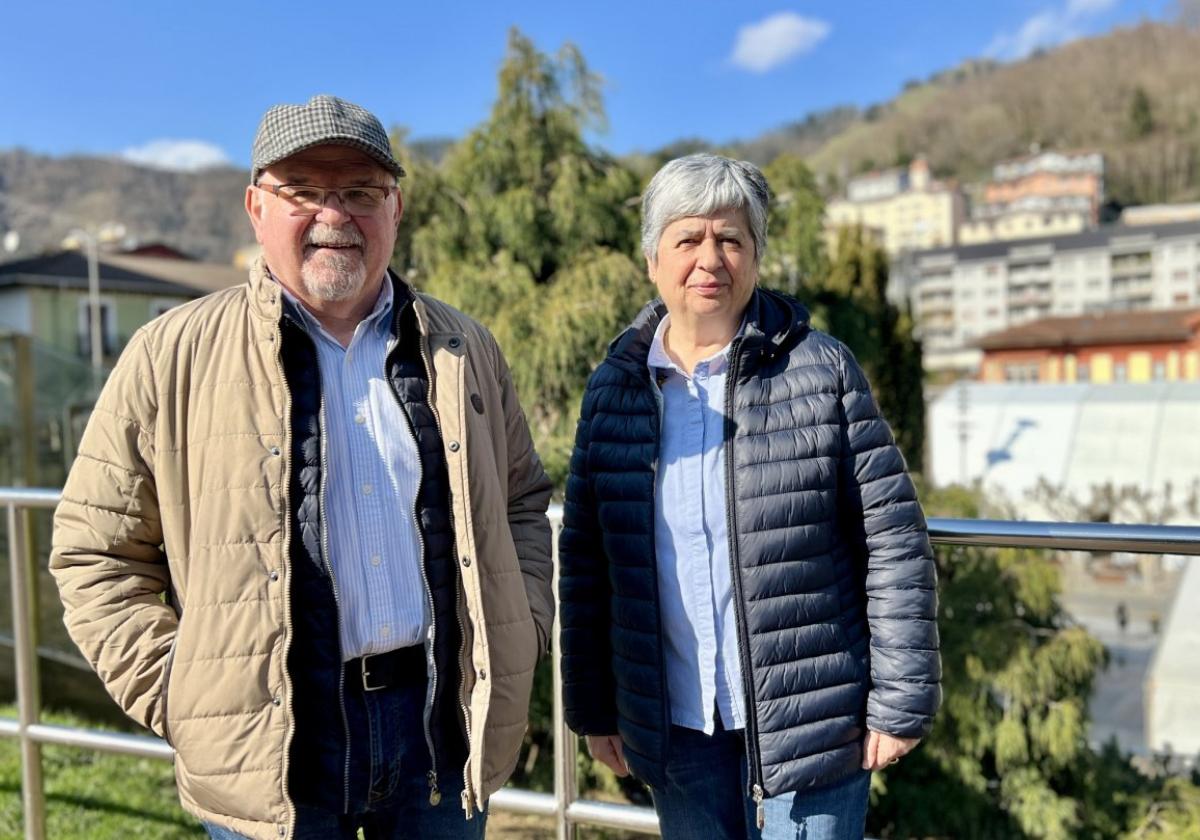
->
xmin=0 ymin=0 xmax=1173 ymax=171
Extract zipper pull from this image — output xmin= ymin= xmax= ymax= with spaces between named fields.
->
xmin=427 ymin=771 xmax=441 ymax=806
xmin=461 ymin=787 xmax=475 ymax=820
xmin=753 ymin=784 xmax=765 ymax=831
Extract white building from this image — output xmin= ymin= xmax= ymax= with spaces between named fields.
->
xmin=902 ymin=222 xmax=1200 ymax=373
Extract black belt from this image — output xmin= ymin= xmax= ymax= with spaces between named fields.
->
xmin=346 ymin=645 xmax=426 ymax=692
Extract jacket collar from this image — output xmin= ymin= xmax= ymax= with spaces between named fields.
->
xmin=247 ymin=256 xmax=420 ymax=339
xmin=606 ymin=287 xmax=811 ymax=377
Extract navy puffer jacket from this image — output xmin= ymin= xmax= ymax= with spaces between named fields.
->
xmin=558 ymin=288 xmax=940 ymax=799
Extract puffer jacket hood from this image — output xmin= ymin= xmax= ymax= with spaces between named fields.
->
xmin=605 ymin=287 xmax=811 ymax=375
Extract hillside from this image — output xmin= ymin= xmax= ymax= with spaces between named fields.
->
xmin=773 ymin=22 xmax=1200 ymax=205
xmin=2 ymin=22 xmax=1199 ymax=264
xmin=0 ymin=151 xmax=252 ymax=263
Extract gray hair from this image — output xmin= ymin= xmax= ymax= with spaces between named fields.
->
xmin=641 ymin=154 xmax=770 ymax=263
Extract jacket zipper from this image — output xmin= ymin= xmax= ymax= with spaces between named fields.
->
xmin=309 ymin=344 xmax=354 ymax=815
xmin=384 ymin=320 xmax=444 ymax=810
xmin=272 ymin=318 xmax=298 ymax=837
xmin=413 ymin=326 xmax=474 ymax=817
xmin=722 ymin=338 xmax=767 ymax=828
xmin=647 ymin=369 xmax=672 ymax=768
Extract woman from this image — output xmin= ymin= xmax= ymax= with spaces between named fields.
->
xmin=558 ymin=154 xmax=940 ymax=839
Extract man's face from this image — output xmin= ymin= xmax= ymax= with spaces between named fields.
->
xmin=245 ymin=145 xmax=402 ymax=305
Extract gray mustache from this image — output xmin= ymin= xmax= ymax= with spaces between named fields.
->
xmin=305 ymin=226 xmax=364 ymax=248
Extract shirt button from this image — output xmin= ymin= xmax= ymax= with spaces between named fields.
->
xmin=346 ymin=352 xmax=353 ymax=363
xmin=380 ymin=624 xmax=391 ymax=638
xmin=370 ymin=554 xmax=382 ymax=567
xmin=362 ymin=483 xmax=373 ymax=495
xmin=355 ymin=414 xmax=366 ymax=425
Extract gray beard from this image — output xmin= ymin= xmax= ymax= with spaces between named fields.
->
xmin=300 ymin=250 xmax=367 ymax=302
xmin=301 ymin=224 xmax=368 ymax=301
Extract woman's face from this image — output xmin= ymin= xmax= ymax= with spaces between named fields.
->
xmin=648 ymin=208 xmax=757 ymax=328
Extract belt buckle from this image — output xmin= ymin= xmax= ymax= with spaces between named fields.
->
xmin=361 ymin=653 xmax=386 ymax=692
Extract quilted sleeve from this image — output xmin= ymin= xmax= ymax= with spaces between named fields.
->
xmin=837 ymin=343 xmax=941 ymax=739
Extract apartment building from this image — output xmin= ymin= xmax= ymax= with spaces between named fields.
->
xmin=825 ymin=158 xmax=963 ymax=255
xmin=977 ymin=308 xmax=1200 ymax=384
xmin=903 ymin=220 xmax=1200 ymax=373
xmin=959 ymin=150 xmax=1104 ymax=245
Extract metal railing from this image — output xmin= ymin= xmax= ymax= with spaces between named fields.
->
xmin=4 ymin=486 xmax=1200 ymax=840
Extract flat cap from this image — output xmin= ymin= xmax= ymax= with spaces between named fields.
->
xmin=251 ymin=94 xmax=405 ymax=183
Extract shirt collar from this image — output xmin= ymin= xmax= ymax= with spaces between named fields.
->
xmin=272 ymin=272 xmax=394 ymax=340
xmin=647 ymin=313 xmax=743 ymax=377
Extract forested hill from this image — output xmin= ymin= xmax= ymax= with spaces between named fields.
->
xmin=735 ymin=22 xmax=1200 ymax=206
xmin=3 ymin=22 xmax=1200 ymax=263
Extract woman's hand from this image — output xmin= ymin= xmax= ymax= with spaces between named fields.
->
xmin=862 ymin=729 xmax=920 ymax=770
xmin=585 ymin=734 xmax=630 ymax=777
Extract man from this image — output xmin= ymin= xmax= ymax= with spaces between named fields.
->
xmin=50 ymin=95 xmax=553 ymax=840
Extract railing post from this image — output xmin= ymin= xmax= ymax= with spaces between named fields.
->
xmin=551 ymin=519 xmax=578 ymax=840
xmin=8 ymin=502 xmax=45 ymax=840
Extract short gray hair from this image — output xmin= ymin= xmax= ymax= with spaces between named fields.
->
xmin=641 ymin=154 xmax=769 ymax=263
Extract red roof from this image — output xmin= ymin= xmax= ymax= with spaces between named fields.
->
xmin=977 ymin=308 xmax=1200 ymax=350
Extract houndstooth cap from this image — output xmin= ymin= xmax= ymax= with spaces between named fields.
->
xmin=251 ymin=94 xmax=405 ymax=183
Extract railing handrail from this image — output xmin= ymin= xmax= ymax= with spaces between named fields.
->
xmin=10 ymin=487 xmax=1200 ymax=555
xmin=4 ymin=486 xmax=1200 ymax=839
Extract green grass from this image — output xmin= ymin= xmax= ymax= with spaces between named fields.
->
xmin=0 ymin=705 xmax=204 ymax=838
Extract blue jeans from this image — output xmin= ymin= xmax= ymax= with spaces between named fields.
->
xmin=651 ymin=723 xmax=870 ymax=840
xmin=204 ymin=657 xmax=485 ymax=839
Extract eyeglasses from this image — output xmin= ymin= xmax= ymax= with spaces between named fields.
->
xmin=254 ymin=182 xmax=396 ymax=215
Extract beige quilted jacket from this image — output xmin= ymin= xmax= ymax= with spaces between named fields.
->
xmin=50 ymin=259 xmax=554 ymax=839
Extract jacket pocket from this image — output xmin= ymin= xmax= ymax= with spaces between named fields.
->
xmin=158 ymin=634 xmax=179 ymax=747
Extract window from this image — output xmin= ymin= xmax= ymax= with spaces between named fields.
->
xmin=77 ymin=297 xmax=117 ymax=358
xmin=149 ymin=298 xmax=181 ymax=318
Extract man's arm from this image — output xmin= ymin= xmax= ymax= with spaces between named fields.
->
xmin=495 ymin=350 xmax=555 ymax=655
xmin=49 ymin=330 xmax=177 ymax=737
xmin=836 ymin=343 xmax=941 ymax=740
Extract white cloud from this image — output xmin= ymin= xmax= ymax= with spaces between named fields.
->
xmin=984 ymin=0 xmax=1118 ymax=60
xmin=120 ymin=139 xmax=231 ymax=172
xmin=730 ymin=12 xmax=831 ymax=74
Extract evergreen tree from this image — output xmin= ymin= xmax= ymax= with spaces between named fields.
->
xmin=760 ymin=154 xmax=826 ymax=296
xmin=807 ymin=226 xmax=926 ymax=473
xmin=402 ymin=29 xmax=648 ymax=483
xmin=870 ymin=485 xmax=1109 ymax=839
xmin=1129 ymin=86 xmax=1156 ymax=139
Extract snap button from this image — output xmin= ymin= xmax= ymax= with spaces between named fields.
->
xmin=461 ymin=556 xmax=471 ymax=567
xmin=278 ymin=825 xmax=286 ymax=836
xmin=269 ymin=570 xmax=279 ymax=582
xmin=478 ymin=669 xmax=487 ymax=681
xmin=448 ymin=441 xmax=460 ymax=453
xmin=448 ymin=337 xmax=461 ymax=349
xmin=272 ymin=695 xmax=282 ymax=707
xmin=269 ymin=445 xmax=281 ymax=456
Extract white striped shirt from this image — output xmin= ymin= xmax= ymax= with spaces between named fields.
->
xmin=280 ymin=278 xmax=429 ymax=659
